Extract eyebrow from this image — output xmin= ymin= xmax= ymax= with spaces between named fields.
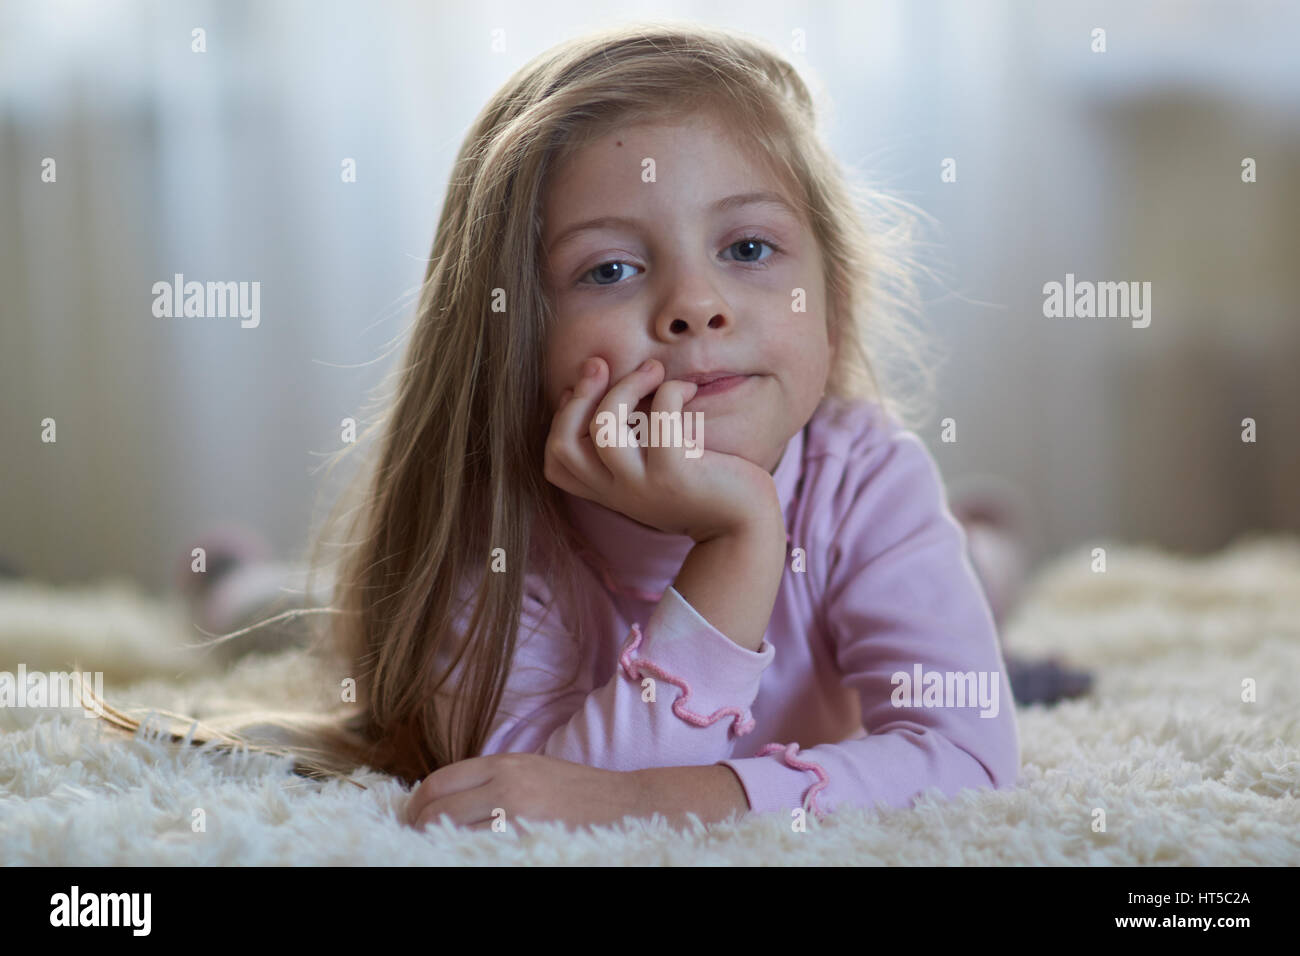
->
xmin=546 ymin=190 xmax=801 ymax=253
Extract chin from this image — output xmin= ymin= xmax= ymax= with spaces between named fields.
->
xmin=693 ymin=430 xmax=771 ymax=468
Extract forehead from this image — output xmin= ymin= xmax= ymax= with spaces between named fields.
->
xmin=541 ymin=114 xmax=799 ymax=238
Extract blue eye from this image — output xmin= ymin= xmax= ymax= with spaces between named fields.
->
xmin=724 ymin=236 xmax=778 ymax=264
xmin=577 ymin=235 xmax=780 ymax=288
xmin=582 ymin=261 xmax=643 ymax=286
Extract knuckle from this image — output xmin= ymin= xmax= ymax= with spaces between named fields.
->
xmin=502 ymin=752 xmax=531 ymax=774
xmin=545 ymin=441 xmax=569 ymax=469
xmin=490 ymin=752 xmax=523 ymax=778
xmin=493 ymin=766 xmax=526 ymax=805
xmin=643 ymin=468 xmax=673 ymax=496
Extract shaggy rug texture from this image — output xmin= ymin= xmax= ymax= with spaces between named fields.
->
xmin=2 ymin=535 xmax=1298 ymax=865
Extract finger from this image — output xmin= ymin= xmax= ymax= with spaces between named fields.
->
xmin=543 ymin=444 xmax=598 ymax=501
xmin=590 ymin=358 xmax=665 ymax=479
xmin=543 ymin=398 xmax=602 ymax=501
xmin=547 ymin=358 xmax=616 ymax=495
xmin=544 ymin=388 xmax=607 ymax=501
xmin=415 ymin=784 xmax=516 ymax=832
xmin=645 ymin=378 xmax=700 ymax=477
xmin=406 ymin=758 xmax=496 ymax=824
xmin=413 ymin=791 xmax=494 ymax=831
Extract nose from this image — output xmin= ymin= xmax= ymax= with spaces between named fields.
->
xmin=652 ymin=267 xmax=734 ymax=340
xmin=662 ymin=312 xmax=728 ymax=336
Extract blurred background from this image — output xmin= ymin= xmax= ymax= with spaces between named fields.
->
xmin=2 ymin=0 xmax=1298 ymax=598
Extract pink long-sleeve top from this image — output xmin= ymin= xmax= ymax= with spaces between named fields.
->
xmin=469 ymin=394 xmax=1020 ymax=819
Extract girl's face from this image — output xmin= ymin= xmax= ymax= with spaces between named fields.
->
xmin=540 ymin=112 xmax=834 ymax=474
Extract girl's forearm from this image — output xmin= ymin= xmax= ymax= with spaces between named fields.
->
xmin=632 ymin=764 xmax=750 ymax=825
xmin=672 ymin=514 xmax=786 ymax=652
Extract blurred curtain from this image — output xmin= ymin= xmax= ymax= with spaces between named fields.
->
xmin=1 ymin=0 xmax=1297 ymax=590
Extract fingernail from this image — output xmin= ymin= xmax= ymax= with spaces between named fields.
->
xmin=640 ymin=359 xmax=656 ymax=372
xmin=561 ymin=388 xmax=573 ymax=403
xmin=583 ymin=358 xmax=600 ymax=378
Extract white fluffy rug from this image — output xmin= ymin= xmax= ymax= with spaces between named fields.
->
xmin=2 ymin=535 xmax=1298 ymax=865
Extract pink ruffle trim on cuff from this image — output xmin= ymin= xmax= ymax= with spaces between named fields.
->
xmin=618 ymin=623 xmax=757 ymax=738
xmin=758 ymin=741 xmax=829 ymax=820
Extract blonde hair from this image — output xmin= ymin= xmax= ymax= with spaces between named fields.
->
xmin=90 ymin=21 xmax=939 ymax=788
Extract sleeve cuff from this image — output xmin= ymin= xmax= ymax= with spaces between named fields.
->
xmin=618 ymin=586 xmax=774 ymax=736
xmin=720 ymin=746 xmax=830 ymax=818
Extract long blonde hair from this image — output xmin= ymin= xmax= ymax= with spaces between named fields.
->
xmin=90 ymin=21 xmax=938 ymax=788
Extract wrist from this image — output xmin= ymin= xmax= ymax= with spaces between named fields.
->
xmin=632 ymin=765 xmax=750 ymax=825
xmin=675 ymin=512 xmax=786 ymax=652
xmin=683 ymin=462 xmax=783 ymax=544
xmin=702 ymin=511 xmax=787 ymax=578
xmin=697 ymin=491 xmax=785 ymax=547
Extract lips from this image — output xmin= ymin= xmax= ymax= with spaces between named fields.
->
xmin=678 ymin=370 xmax=746 ymax=386
xmin=633 ymin=371 xmax=753 ymax=413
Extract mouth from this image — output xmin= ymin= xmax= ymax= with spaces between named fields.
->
xmin=634 ymin=373 xmax=755 ymax=414
xmin=680 ymin=370 xmax=745 ymax=387
xmin=686 ymin=373 xmax=751 ymax=398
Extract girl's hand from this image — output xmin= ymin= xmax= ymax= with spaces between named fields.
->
xmin=543 ymin=357 xmax=783 ymax=543
xmin=404 ymin=753 xmax=644 ymax=832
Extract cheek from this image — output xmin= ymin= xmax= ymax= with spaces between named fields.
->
xmin=545 ymin=317 xmax=631 ymax=397
xmin=548 ymin=311 xmax=596 ymax=365
xmin=544 ymin=328 xmax=589 ymax=410
xmin=543 ymin=337 xmax=569 ymax=401
xmin=757 ymin=309 xmax=831 ymax=397
xmin=574 ymin=310 xmax=638 ymax=358
xmin=761 ymin=306 xmax=829 ymax=358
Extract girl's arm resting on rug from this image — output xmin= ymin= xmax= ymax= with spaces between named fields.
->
xmin=631 ymin=763 xmax=750 ymax=825
xmin=720 ymin=431 xmax=1022 ymax=818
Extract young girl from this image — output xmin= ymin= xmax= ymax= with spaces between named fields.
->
xmin=96 ymin=22 xmax=1020 ymax=831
